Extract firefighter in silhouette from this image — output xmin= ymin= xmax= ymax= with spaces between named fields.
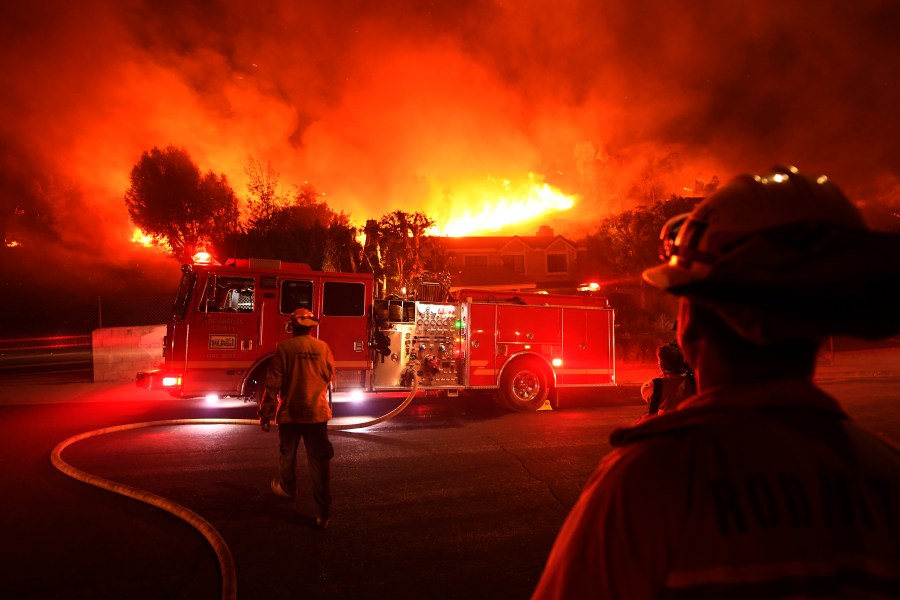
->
xmin=639 ymin=342 xmax=695 ymax=417
xmin=259 ymin=308 xmax=335 ymax=529
xmin=533 ymin=166 xmax=900 ymax=598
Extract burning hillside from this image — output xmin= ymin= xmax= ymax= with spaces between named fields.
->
xmin=1 ymin=0 xmax=898 ymax=269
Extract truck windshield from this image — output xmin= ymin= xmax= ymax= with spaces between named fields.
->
xmin=171 ymin=270 xmax=197 ymax=322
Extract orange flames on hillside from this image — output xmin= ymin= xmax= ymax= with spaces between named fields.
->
xmin=131 ymin=227 xmax=176 ymax=254
xmin=430 ymin=173 xmax=576 ymax=237
xmin=129 ymin=173 xmax=576 ymax=251
xmin=131 ymin=228 xmax=153 ymax=247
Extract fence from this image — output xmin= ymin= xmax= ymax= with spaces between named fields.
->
xmin=0 ymin=295 xmax=172 ymax=348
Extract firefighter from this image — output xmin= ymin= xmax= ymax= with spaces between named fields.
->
xmin=639 ymin=342 xmax=695 ymax=417
xmin=533 ymin=166 xmax=900 ymax=598
xmin=259 ymin=308 xmax=335 ymax=529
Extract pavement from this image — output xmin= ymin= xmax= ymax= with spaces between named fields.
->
xmin=2 ymin=345 xmax=897 ymax=599
xmin=617 ymin=345 xmax=900 ymax=385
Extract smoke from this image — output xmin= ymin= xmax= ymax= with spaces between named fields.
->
xmin=2 ymin=0 xmax=899 ymax=266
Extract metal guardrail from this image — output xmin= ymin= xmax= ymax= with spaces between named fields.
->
xmin=0 ymin=335 xmax=92 ymax=352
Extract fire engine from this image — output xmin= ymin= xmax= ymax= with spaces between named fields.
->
xmin=136 ymin=257 xmax=616 ymax=411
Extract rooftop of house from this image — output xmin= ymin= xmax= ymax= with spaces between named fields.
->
xmin=435 ymin=227 xmax=581 ymax=253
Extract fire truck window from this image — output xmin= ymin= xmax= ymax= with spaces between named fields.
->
xmin=323 ymin=281 xmax=365 ymax=316
xmin=200 ymin=276 xmax=255 ymax=313
xmin=280 ymin=280 xmax=314 ymax=314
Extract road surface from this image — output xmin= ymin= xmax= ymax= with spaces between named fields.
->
xmin=1 ymin=370 xmax=898 ymax=599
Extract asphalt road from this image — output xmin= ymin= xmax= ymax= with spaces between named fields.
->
xmin=1 ymin=376 xmax=898 ymax=600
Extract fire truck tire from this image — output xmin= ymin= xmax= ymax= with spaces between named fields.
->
xmin=499 ymin=359 xmax=550 ymax=411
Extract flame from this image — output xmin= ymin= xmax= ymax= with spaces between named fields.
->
xmin=5 ymin=239 xmax=21 ymax=248
xmin=131 ymin=227 xmax=154 ymax=247
xmin=131 ymin=226 xmax=175 ymax=254
xmin=430 ymin=173 xmax=576 ymax=237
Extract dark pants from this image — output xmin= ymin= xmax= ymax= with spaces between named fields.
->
xmin=277 ymin=422 xmax=334 ymax=518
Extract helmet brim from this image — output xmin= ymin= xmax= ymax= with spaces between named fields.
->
xmin=293 ymin=317 xmax=319 ymax=326
xmin=642 ymin=262 xmax=701 ymax=292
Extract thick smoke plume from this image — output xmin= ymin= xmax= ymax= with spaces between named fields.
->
xmin=2 ymin=0 xmax=899 ymax=279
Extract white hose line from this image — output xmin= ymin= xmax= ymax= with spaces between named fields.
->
xmin=49 ymin=374 xmax=420 ymax=600
xmin=328 ymin=371 xmax=419 ymax=430
xmin=51 ymin=419 xmax=244 ymax=600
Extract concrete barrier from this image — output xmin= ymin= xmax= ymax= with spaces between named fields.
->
xmin=92 ymin=325 xmax=166 ymax=383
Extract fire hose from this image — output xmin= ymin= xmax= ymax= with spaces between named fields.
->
xmin=50 ymin=370 xmax=420 ymax=600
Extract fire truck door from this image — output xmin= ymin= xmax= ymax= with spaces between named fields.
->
xmin=185 ymin=273 xmax=260 ymax=396
xmin=317 ymin=281 xmax=370 ymax=386
xmin=560 ymin=308 xmax=613 ymax=385
xmin=467 ymin=303 xmax=497 ymax=386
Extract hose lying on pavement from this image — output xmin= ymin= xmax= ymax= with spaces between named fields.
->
xmin=50 ymin=372 xmax=419 ymax=600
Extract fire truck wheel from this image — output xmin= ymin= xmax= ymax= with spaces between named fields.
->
xmin=499 ymin=359 xmax=549 ymax=411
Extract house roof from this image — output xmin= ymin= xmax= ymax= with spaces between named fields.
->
xmin=437 ymin=234 xmax=579 ymax=253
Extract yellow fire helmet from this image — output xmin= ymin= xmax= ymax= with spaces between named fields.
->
xmin=642 ymin=165 xmax=900 ymax=342
xmin=290 ymin=308 xmax=320 ymax=327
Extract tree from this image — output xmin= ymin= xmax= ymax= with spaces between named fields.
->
xmin=361 ymin=218 xmax=386 ymax=294
xmin=578 ymin=194 xmax=705 ymax=361
xmin=244 ymin=156 xmax=285 ymax=232
xmin=580 ymin=194 xmax=703 ymax=285
xmin=124 ymin=146 xmax=239 ymax=262
xmin=0 ymin=151 xmax=55 ymax=250
xmin=225 ymin=175 xmax=362 ymax=271
xmin=375 ymin=211 xmax=435 ymax=297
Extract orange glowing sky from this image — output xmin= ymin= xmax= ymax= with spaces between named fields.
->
xmin=2 ymin=0 xmax=899 ymax=261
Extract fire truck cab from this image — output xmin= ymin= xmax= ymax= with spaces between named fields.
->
xmin=137 ymin=258 xmax=616 ymax=411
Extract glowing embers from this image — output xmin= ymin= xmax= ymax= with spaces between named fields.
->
xmin=431 ymin=173 xmax=576 ymax=236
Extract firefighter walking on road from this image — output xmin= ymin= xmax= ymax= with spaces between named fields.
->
xmin=259 ymin=308 xmax=335 ymax=529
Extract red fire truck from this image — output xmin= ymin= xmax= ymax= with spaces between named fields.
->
xmin=136 ymin=257 xmax=616 ymax=411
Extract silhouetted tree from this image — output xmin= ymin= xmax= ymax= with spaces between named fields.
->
xmin=579 ymin=194 xmax=707 ymax=361
xmin=0 ymin=152 xmax=58 ymax=250
xmin=629 ymin=153 xmax=682 ymax=206
xmin=225 ymin=175 xmax=361 ymax=271
xmin=245 ymin=156 xmax=286 ymax=232
xmin=580 ymin=194 xmax=703 ymax=286
xmin=362 ymin=218 xmax=386 ymax=294
xmin=376 ymin=210 xmax=435 ymax=297
xmin=124 ymin=146 xmax=239 ymax=261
